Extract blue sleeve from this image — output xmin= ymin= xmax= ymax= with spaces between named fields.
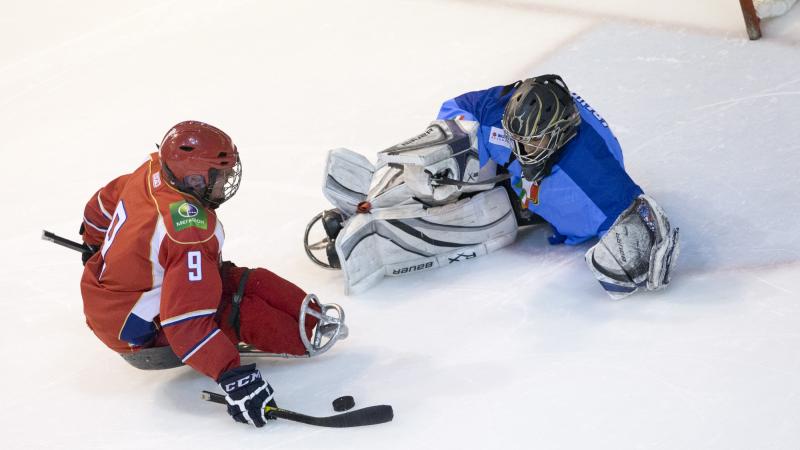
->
xmin=555 ymin=123 xmax=643 ymax=238
xmin=571 ymin=92 xmax=625 ymax=165
xmin=437 ymin=98 xmax=478 ymax=121
xmin=436 ymin=85 xmax=512 ymax=124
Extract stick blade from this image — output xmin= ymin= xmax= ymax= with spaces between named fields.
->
xmin=272 ymin=405 xmax=394 ymax=428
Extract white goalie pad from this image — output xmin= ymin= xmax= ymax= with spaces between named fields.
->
xmin=376 ymin=120 xmax=495 ymax=205
xmin=585 ymin=194 xmax=680 ymax=299
xmin=320 ymin=120 xmax=499 ymax=216
xmin=364 ymin=164 xmax=416 ymax=210
xmin=334 ymin=187 xmax=518 ymax=294
xmin=322 ymin=148 xmax=376 ymax=216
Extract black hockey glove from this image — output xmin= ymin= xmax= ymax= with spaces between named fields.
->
xmin=81 ymin=244 xmax=99 ymax=265
xmin=217 ymin=363 xmax=277 ymax=427
xmin=78 ymin=223 xmax=99 ymax=266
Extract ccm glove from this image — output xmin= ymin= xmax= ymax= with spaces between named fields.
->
xmin=217 ymin=364 xmax=277 ymax=427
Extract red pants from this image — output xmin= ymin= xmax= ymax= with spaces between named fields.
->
xmin=216 ymin=265 xmax=318 ymax=355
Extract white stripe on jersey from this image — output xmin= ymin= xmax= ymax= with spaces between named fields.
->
xmin=151 ymin=216 xmax=167 ymax=289
xmin=181 ymin=329 xmax=221 ymax=362
xmin=83 ymin=216 xmax=108 ymax=232
xmin=214 ymin=218 xmax=225 ymax=250
xmin=129 ymin=287 xmax=162 ymax=325
xmin=117 ymin=214 xmax=168 ymax=339
xmin=161 ymin=309 xmax=217 ymax=327
xmin=97 ymin=192 xmax=113 ymax=220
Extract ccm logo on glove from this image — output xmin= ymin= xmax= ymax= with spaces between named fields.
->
xmin=222 ymin=371 xmax=262 ymax=392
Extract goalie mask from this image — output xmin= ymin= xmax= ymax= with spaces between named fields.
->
xmin=502 ymin=74 xmax=581 ymax=182
xmin=159 ymin=121 xmax=241 ymax=209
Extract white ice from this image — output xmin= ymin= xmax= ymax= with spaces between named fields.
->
xmin=2 ymin=1 xmax=800 ymax=449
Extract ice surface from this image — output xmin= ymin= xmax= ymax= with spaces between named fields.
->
xmin=2 ymin=1 xmax=799 ymax=449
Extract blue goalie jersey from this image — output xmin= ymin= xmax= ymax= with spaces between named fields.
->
xmin=437 ymin=83 xmax=643 ymax=245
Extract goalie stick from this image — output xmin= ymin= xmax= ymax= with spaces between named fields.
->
xmin=201 ymin=390 xmax=394 ymax=428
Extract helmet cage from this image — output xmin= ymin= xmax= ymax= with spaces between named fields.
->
xmin=506 ymin=123 xmax=565 ymax=166
xmin=506 ymin=113 xmax=578 ymax=182
xmin=206 ymin=155 xmax=242 ymax=208
xmin=162 ymin=154 xmax=241 ymax=209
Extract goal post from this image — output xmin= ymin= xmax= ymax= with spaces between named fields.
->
xmin=741 ymin=0 xmax=799 ymax=39
xmin=740 ymin=0 xmax=762 ymax=39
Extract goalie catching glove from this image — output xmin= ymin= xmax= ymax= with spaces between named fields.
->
xmin=218 ymin=363 xmax=277 ymax=427
xmin=585 ymin=194 xmax=680 ymax=299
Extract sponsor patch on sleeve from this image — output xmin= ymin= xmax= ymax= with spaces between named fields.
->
xmin=169 ymin=201 xmax=208 ymax=231
xmin=488 ymin=127 xmax=512 ymax=149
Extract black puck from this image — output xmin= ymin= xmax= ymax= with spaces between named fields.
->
xmin=332 ymin=395 xmax=355 ymax=412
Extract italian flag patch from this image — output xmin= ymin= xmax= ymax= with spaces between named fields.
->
xmin=514 ymin=178 xmax=540 ymax=209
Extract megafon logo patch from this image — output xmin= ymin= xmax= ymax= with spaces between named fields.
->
xmin=178 ymin=203 xmax=199 ymax=218
xmin=169 ymin=201 xmax=208 ymax=231
xmin=489 ymin=127 xmax=512 ymax=149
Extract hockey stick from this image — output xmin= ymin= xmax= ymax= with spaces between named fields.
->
xmin=41 ymin=230 xmax=93 ymax=254
xmin=201 ymin=390 xmax=394 ymax=428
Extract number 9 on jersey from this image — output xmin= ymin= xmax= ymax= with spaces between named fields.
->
xmin=187 ymin=251 xmax=202 ymax=281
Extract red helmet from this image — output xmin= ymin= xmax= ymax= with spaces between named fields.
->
xmin=159 ymin=121 xmax=241 ymax=209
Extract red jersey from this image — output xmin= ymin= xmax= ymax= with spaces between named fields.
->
xmin=80 ymin=152 xmax=239 ymax=380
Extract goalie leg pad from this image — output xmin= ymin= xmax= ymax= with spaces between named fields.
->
xmin=335 ymin=187 xmax=518 ymax=294
xmin=585 ymin=194 xmax=680 ymax=299
xmin=366 ymin=164 xmax=416 ymax=209
xmin=323 ymin=148 xmax=375 ymax=216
